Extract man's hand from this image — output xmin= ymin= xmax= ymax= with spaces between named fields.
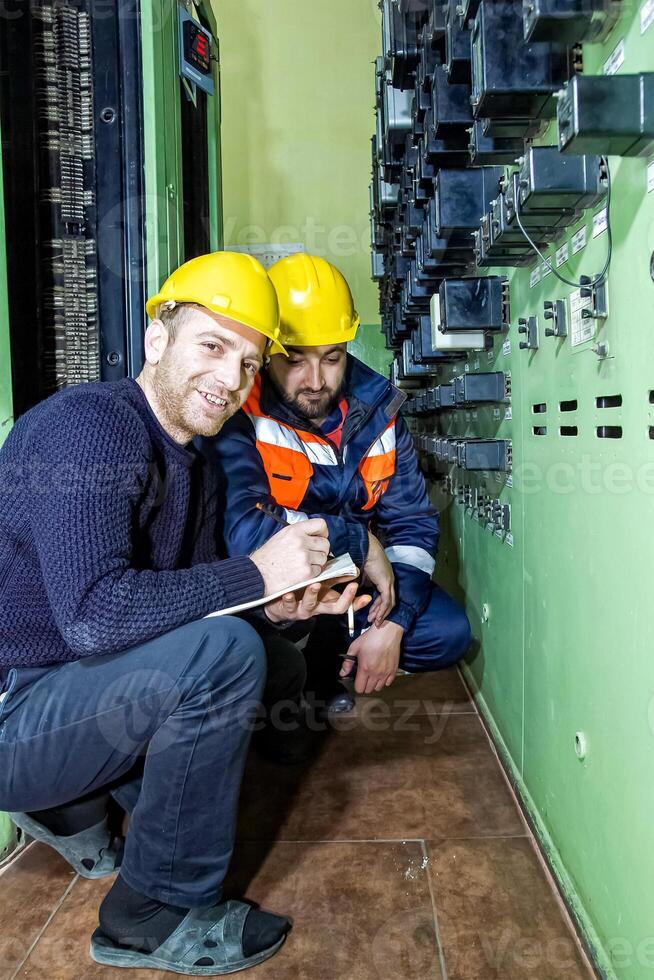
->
xmin=340 ymin=620 xmax=404 ymax=694
xmin=363 ymin=532 xmax=395 ymax=628
xmin=251 ymin=519 xmax=330 ymax=595
xmin=265 ymin=578 xmax=371 ymax=624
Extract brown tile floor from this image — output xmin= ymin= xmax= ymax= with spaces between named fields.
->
xmin=0 ymin=668 xmax=595 ymax=979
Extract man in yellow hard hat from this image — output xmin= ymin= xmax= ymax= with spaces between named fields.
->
xmin=204 ymin=253 xmax=471 ymax=713
xmin=0 ymin=251 xmax=369 ymax=975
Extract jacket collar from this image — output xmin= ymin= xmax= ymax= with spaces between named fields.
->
xmin=258 ymin=354 xmax=406 ymax=439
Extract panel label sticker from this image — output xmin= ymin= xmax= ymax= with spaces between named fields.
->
xmin=495 ymin=528 xmax=504 ymax=540
xmin=493 ymin=408 xmax=501 ymax=419
xmin=603 ymin=38 xmax=625 ymax=76
xmin=642 ymin=0 xmax=654 ymax=33
xmin=571 ymin=227 xmax=587 ymax=254
xmin=570 ymin=288 xmax=596 ymax=347
xmin=556 ymin=243 xmax=569 ymax=268
xmin=487 ymin=349 xmax=494 ymax=361
xmin=503 ymin=339 xmax=511 ymax=356
xmin=648 ymin=160 xmax=654 ymax=193
xmin=506 ymin=474 xmax=513 ymax=488
xmin=541 ymin=259 xmax=553 ymax=278
xmin=506 ymin=533 xmax=514 ymax=548
xmin=505 ymin=406 xmax=513 ymax=421
xmin=592 ymin=208 xmax=608 ymax=238
xmin=474 ymin=358 xmax=480 ymax=370
xmin=530 ymin=267 xmax=541 ymax=288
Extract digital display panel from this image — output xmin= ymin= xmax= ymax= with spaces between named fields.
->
xmin=183 ymin=20 xmax=212 ymax=76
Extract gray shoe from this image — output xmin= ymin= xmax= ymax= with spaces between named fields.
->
xmin=9 ymin=812 xmax=123 ymax=878
xmin=90 ymin=900 xmax=288 ymax=975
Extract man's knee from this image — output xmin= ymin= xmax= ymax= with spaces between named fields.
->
xmin=442 ymin=605 xmax=472 ymax=666
xmin=181 ymin=617 xmax=267 ymax=696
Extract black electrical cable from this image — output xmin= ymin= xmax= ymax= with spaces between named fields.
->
xmin=511 ymin=156 xmax=612 ymax=289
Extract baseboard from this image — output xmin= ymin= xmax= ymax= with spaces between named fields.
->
xmin=458 ymin=662 xmax=616 ymax=980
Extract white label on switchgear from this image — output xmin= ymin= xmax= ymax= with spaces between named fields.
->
xmin=505 ymin=406 xmax=513 ymax=421
xmin=603 ymin=38 xmax=625 ymax=75
xmin=570 ymin=289 xmax=596 ymax=348
xmin=593 ymin=208 xmax=608 ymax=238
xmin=503 ymin=339 xmax=511 ymax=356
xmin=571 ymin=227 xmax=587 ymax=254
xmin=541 ymin=260 xmax=553 ymax=278
xmin=641 ymin=0 xmax=654 ymax=34
xmin=530 ymin=267 xmax=541 ymax=288
xmin=556 ymin=243 xmax=569 ymax=268
xmin=648 ymin=161 xmax=654 ymax=193
xmin=506 ymin=474 xmax=513 ymax=488
xmin=506 ymin=533 xmax=514 ymax=548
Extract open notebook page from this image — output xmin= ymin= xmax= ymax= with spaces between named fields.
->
xmin=205 ymin=553 xmax=357 ymax=618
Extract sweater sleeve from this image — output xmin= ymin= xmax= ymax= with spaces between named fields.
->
xmin=26 ymin=394 xmax=264 ymax=657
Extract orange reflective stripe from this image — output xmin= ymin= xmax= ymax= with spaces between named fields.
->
xmin=245 ymin=376 xmax=315 ymax=508
xmin=255 ymin=440 xmax=313 ymax=509
xmin=358 ymin=420 xmax=397 ymax=511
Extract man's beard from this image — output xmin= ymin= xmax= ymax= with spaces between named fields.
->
xmin=276 ymin=383 xmax=342 ymax=422
xmin=152 ymin=357 xmax=238 ymax=438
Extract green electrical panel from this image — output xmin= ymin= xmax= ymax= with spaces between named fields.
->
xmin=373 ymin=2 xmax=654 ymax=977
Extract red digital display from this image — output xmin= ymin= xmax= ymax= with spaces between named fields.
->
xmin=183 ymin=21 xmax=211 ymax=75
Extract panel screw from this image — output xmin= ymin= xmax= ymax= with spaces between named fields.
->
xmin=106 ymin=351 xmax=121 ymax=366
xmin=100 ymin=107 xmax=116 ymax=124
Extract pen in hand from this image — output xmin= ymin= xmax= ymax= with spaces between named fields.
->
xmin=256 ymin=502 xmax=337 ymax=560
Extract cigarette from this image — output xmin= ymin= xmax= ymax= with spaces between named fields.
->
xmin=347 ymin=602 xmax=355 ymax=638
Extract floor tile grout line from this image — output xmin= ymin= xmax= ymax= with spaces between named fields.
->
xmin=421 ymin=840 xmax=449 ymax=980
xmin=9 ymin=872 xmax=79 ymax=980
xmin=236 ymin=834 xmax=531 ymax=845
xmin=0 ymin=839 xmax=34 ymax=879
xmin=454 ymin=668 xmax=598 ymax=977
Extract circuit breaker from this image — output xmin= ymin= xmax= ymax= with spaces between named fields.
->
xmin=522 ymin=0 xmax=621 ymax=44
xmin=454 ymin=372 xmax=508 ymax=406
xmin=470 ymin=1 xmax=570 ymax=121
xmin=433 ymin=167 xmax=504 ymax=238
xmin=557 ymin=73 xmax=654 ymax=156
xmin=517 ymin=146 xmax=606 ymax=212
xmin=437 ymin=278 xmax=507 ymax=333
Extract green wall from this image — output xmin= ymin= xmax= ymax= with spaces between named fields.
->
xmin=212 ymin=0 xmax=389 ymax=368
xmin=422 ymin=7 xmax=654 ymax=978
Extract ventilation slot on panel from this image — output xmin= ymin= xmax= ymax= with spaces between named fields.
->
xmin=596 ymin=395 xmax=622 ymax=409
xmin=560 ymin=400 xmax=578 ymax=412
xmin=533 ymin=403 xmax=547 ymax=414
xmin=533 ymin=426 xmax=547 ymax=436
xmin=597 ymin=426 xmax=623 ymax=439
xmin=650 ymin=391 xmax=654 ymax=404
xmin=560 ymin=426 xmax=578 ymax=437
xmin=650 ymin=427 xmax=654 ymax=440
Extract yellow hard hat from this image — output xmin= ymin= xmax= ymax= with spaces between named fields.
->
xmin=146 ymin=251 xmax=286 ymax=355
xmin=268 ymin=254 xmax=360 ymax=348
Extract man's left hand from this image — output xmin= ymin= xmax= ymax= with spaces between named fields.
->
xmin=340 ymin=620 xmax=405 ymax=694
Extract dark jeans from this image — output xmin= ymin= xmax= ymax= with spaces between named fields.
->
xmin=0 ymin=617 xmax=304 ymax=907
xmin=303 ymin=583 xmax=472 ymax=690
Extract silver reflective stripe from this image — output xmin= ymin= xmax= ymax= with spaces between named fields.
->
xmin=384 ymin=545 xmax=435 ymax=576
xmin=284 ymin=508 xmax=309 ymax=525
xmin=0 ymin=691 xmax=7 ymax=704
xmin=366 ymin=424 xmax=397 ymax=458
xmin=247 ymin=415 xmax=338 ymax=466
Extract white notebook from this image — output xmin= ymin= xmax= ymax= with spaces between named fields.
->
xmin=205 ymin=553 xmax=358 ymax=618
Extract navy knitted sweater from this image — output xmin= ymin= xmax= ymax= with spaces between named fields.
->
xmin=0 ymin=379 xmax=264 ymax=670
